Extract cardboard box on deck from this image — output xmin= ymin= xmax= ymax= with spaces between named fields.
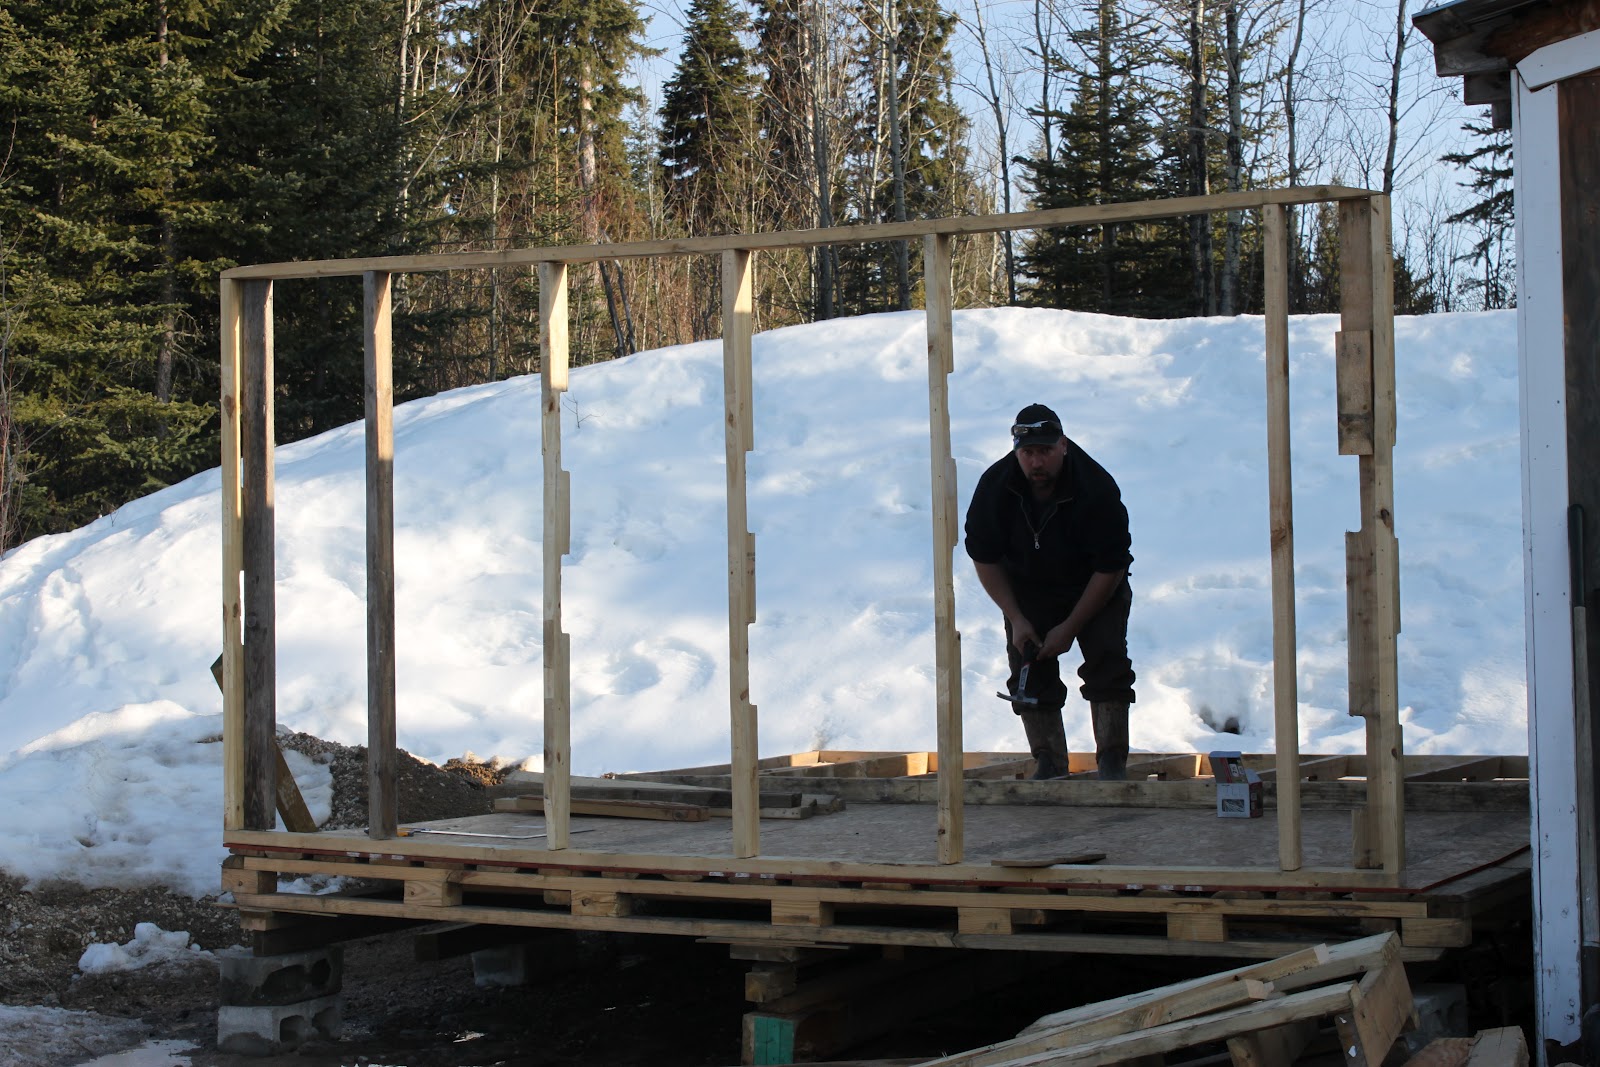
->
xmin=1209 ymin=750 xmax=1263 ymax=819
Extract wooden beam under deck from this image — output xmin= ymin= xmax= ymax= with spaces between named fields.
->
xmin=232 ymin=855 xmax=1441 ymax=919
xmin=226 ymin=887 xmax=1454 ymax=963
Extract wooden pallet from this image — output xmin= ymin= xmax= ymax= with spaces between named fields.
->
xmin=915 ymin=932 xmax=1416 ymax=1067
xmin=221 ymin=841 xmax=1525 ymax=962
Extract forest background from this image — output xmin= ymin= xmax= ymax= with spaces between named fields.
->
xmin=0 ymin=0 xmax=1512 ymax=555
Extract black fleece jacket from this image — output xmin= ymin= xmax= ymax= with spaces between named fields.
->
xmin=963 ymin=438 xmax=1133 ymax=599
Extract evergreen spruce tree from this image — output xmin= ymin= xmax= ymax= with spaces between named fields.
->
xmin=210 ymin=0 xmax=417 ymax=438
xmin=658 ymin=0 xmax=760 ymax=337
xmin=0 ymin=0 xmax=260 ymax=541
xmin=1017 ymin=0 xmax=1185 ymax=315
xmin=659 ymin=0 xmax=759 ymax=236
xmin=1442 ymin=117 xmax=1514 ymax=310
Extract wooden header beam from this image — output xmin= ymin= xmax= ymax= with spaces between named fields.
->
xmin=221 ymin=187 xmax=1380 ymax=281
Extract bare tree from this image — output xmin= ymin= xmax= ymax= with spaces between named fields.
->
xmin=966 ymin=0 xmax=1019 ymax=303
xmin=1328 ymin=0 xmax=1456 ymax=194
xmin=1030 ymin=0 xmax=1061 ymax=177
xmin=1185 ymin=0 xmax=1214 ymax=314
xmin=1381 ymin=0 xmax=1407 ymax=193
xmin=1220 ymin=0 xmax=1243 ymax=314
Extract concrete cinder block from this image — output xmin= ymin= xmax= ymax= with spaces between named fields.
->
xmin=218 ymin=945 xmax=343 ymax=1007
xmin=471 ymin=944 xmax=534 ymax=988
xmin=216 ymin=993 xmax=341 ymax=1055
xmin=1401 ymin=983 xmax=1471 ymax=1056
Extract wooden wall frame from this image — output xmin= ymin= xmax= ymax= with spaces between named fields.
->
xmin=218 ymin=186 xmax=1407 ymax=883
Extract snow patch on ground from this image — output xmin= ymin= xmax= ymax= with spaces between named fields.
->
xmin=78 ymin=923 xmax=215 ymax=975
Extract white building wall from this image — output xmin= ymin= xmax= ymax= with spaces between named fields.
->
xmin=1514 ymin=46 xmax=1595 ymax=1057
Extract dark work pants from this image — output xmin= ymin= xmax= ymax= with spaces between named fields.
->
xmin=1003 ymin=578 xmax=1136 ymax=711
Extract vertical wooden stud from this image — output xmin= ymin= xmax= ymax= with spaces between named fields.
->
xmin=1340 ymin=197 xmax=1403 ymax=874
xmin=723 ymin=249 xmax=760 ymax=859
xmin=364 ymin=272 xmax=398 ymax=840
xmin=924 ymin=233 xmax=964 ymax=865
xmin=239 ymin=280 xmax=277 ymax=832
xmin=220 ymin=279 xmax=246 ymax=832
xmin=540 ymin=261 xmax=572 ymax=850
xmin=1366 ymin=195 xmax=1404 ymax=874
xmin=1263 ymin=204 xmax=1302 ymax=872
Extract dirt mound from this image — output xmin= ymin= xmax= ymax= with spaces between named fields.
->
xmin=278 ymin=731 xmax=501 ymax=830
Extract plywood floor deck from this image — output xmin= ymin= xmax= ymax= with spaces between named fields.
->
xmin=239 ymin=801 xmax=1523 ymax=891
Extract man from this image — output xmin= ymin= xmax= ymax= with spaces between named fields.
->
xmin=963 ymin=404 xmax=1136 ymax=780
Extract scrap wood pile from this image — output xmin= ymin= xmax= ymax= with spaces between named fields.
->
xmin=489 ymin=771 xmax=844 ymax=822
xmin=914 ymin=932 xmax=1525 ymax=1067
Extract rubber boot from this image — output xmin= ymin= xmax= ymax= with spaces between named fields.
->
xmin=1020 ymin=709 xmax=1071 ymax=780
xmin=1091 ymin=701 xmax=1130 ymax=780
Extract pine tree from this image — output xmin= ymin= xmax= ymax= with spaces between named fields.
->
xmin=209 ymin=0 xmax=417 ymax=438
xmin=1017 ymin=0 xmax=1186 ymax=315
xmin=658 ymin=0 xmax=761 ymax=338
xmin=660 ymin=0 xmax=760 ymax=236
xmin=0 ymin=0 xmax=254 ymax=540
xmin=1442 ymin=116 xmax=1514 ymax=310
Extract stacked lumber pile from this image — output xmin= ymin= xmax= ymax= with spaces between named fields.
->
xmin=917 ymin=932 xmax=1418 ymax=1067
xmin=489 ymin=771 xmax=844 ymax=822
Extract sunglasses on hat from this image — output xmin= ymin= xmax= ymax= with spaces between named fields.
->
xmin=1011 ymin=419 xmax=1063 ymax=448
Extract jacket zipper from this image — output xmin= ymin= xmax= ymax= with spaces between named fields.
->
xmin=1021 ymin=498 xmax=1057 ymax=550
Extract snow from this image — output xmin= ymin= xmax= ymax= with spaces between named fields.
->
xmin=0 ymin=307 xmax=1524 ymax=903
xmin=77 ymin=923 xmax=215 ymax=975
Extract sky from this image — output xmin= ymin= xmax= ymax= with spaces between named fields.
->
xmin=0 ymin=304 xmax=1525 ymax=907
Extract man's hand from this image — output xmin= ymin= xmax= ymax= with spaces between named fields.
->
xmin=1038 ymin=621 xmax=1077 ymax=660
xmin=1038 ymin=570 xmax=1126 ymax=660
xmin=1009 ymin=616 xmax=1042 ymax=656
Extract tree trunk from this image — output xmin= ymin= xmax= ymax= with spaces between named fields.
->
xmin=1097 ymin=0 xmax=1116 ymax=309
xmin=1283 ymin=0 xmax=1306 ymax=310
xmin=1186 ymin=0 xmax=1213 ymax=315
xmin=1383 ymin=0 xmax=1408 ymax=195
xmin=885 ymin=0 xmax=909 ymax=310
xmin=1220 ymin=0 xmax=1242 ymax=316
xmin=970 ymin=0 xmax=1015 ymax=304
xmin=1033 ymin=0 xmax=1055 ymax=167
xmin=810 ymin=0 xmax=835 ymax=319
xmin=578 ymin=59 xmax=632 ymax=359
xmin=156 ymin=0 xmax=175 ymax=405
